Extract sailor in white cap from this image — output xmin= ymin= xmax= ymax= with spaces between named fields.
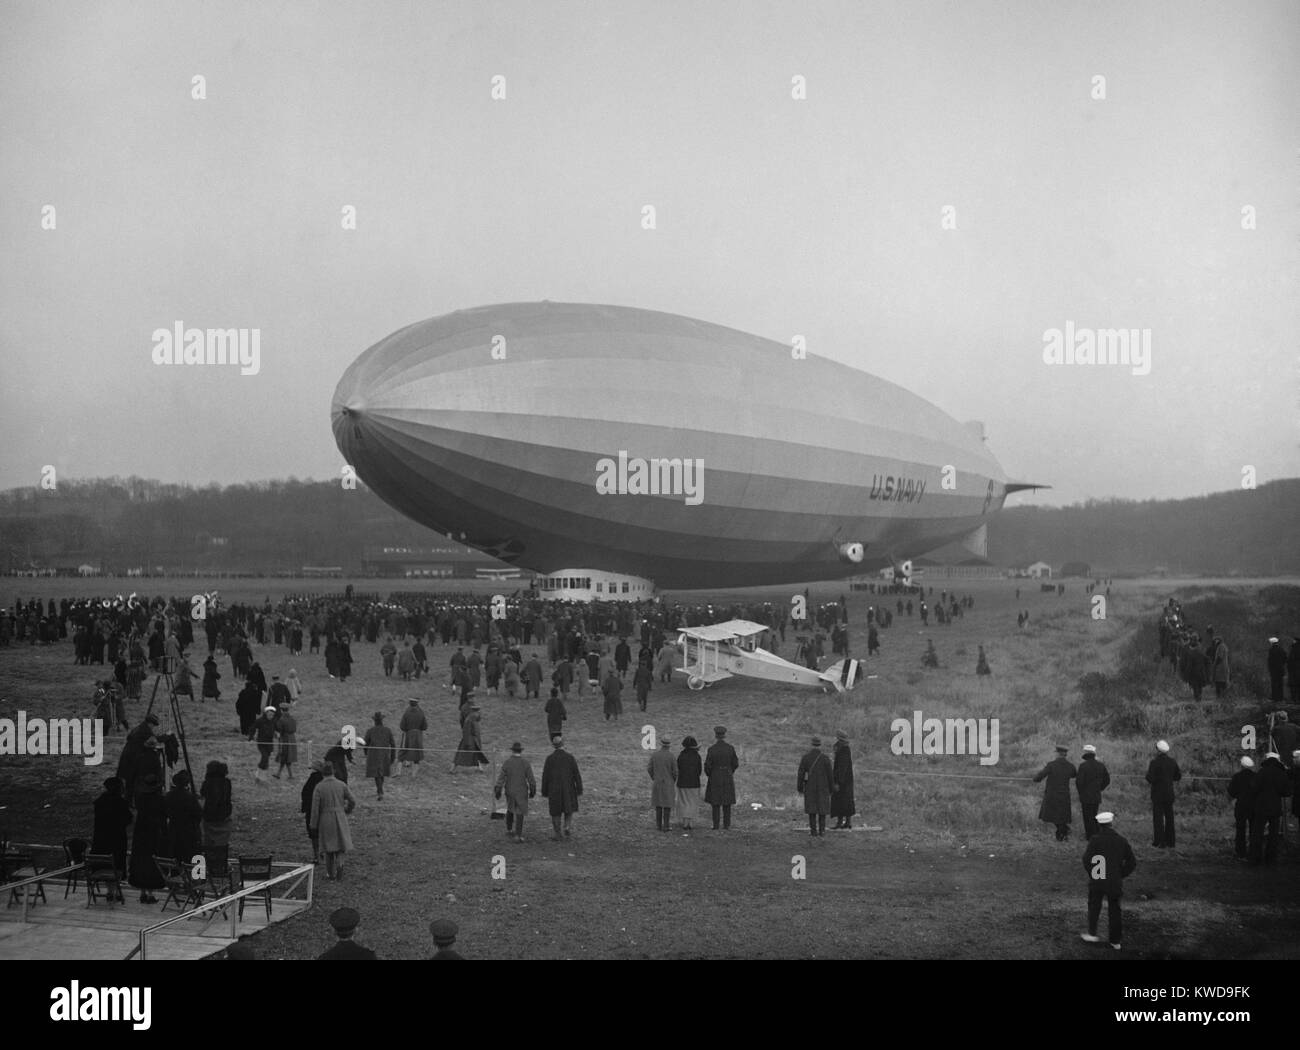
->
xmin=1080 ymin=810 xmax=1136 ymax=951
xmin=1076 ymin=744 xmax=1110 ymax=839
xmin=1145 ymin=740 xmax=1181 ymax=848
xmin=1227 ymin=756 xmax=1257 ymax=860
xmin=1249 ymin=751 xmax=1292 ymax=866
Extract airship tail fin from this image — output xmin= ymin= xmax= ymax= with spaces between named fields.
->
xmin=1004 ymin=481 xmax=1050 ymax=494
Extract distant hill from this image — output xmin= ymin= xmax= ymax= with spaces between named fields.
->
xmin=0 ymin=476 xmax=1296 ymax=577
xmin=985 ymin=479 xmax=1300 ymax=575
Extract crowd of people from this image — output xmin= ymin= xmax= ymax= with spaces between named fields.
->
xmin=7 ymin=581 xmax=1296 ymax=957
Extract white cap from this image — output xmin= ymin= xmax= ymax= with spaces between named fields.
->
xmin=1156 ymin=740 xmax=1170 ymax=753
xmin=1083 ymin=744 xmax=1096 ymax=754
xmin=1269 ymin=636 xmax=1279 ymax=643
xmin=1240 ymin=756 xmax=1255 ymax=769
xmin=1096 ymin=812 xmax=1114 ymax=825
xmin=1265 ymin=752 xmax=1280 ymax=760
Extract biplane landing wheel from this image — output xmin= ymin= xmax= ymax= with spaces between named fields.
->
xmin=687 ymin=675 xmax=705 ymax=691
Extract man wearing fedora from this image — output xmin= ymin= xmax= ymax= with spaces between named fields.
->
xmin=648 ymin=736 xmax=677 ymax=832
xmin=495 ymin=741 xmax=537 ymax=841
xmin=1033 ymin=745 xmax=1076 ymax=841
xmin=1080 ymin=811 xmax=1137 ymax=951
xmin=541 ymin=736 xmax=583 ymax=840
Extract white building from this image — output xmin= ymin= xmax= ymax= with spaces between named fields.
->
xmin=1024 ymin=561 xmax=1052 ymax=578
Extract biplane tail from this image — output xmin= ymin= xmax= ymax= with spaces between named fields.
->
xmin=819 ymin=658 xmax=864 ymax=693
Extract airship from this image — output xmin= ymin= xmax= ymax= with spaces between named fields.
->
xmin=331 ymin=302 xmax=1040 ymax=591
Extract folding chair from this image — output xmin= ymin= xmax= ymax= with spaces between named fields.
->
xmin=62 ymin=838 xmax=90 ymax=898
xmin=155 ymin=856 xmax=207 ymax=913
xmin=84 ymin=853 xmax=123 ymax=907
xmin=235 ymin=855 xmax=273 ymax=922
xmin=3 ymin=851 xmax=43 ymax=908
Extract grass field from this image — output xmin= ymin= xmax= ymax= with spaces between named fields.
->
xmin=2 ymin=576 xmax=1297 ymax=959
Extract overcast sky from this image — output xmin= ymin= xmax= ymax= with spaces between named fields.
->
xmin=2 ymin=0 xmax=1296 ymax=506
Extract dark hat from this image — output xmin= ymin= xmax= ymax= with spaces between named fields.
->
xmin=1055 ymin=745 xmax=1068 ymax=754
xmin=225 ymin=942 xmax=255 ymax=960
xmin=373 ymin=711 xmax=384 ymax=722
xmin=103 ymin=776 xmax=122 ymax=791
xmin=835 ymin=730 xmax=848 ymax=741
xmin=661 ymin=737 xmax=672 ymax=747
xmin=172 ymin=770 xmax=191 ymax=787
xmin=329 ymin=907 xmax=360 ymax=933
xmin=510 ymin=741 xmax=523 ymax=753
xmin=141 ymin=773 xmax=161 ymax=790
xmin=144 ymin=714 xmax=160 ymax=726
xmin=430 ymin=918 xmax=458 ymax=944
xmin=714 ymin=725 xmax=727 ymax=737
xmin=811 ymin=736 xmax=822 ymax=747
xmin=681 ymin=736 xmax=698 ymax=749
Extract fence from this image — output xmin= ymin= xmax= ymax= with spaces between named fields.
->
xmin=132 ymin=861 xmax=315 ymax=960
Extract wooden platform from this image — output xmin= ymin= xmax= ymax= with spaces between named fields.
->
xmin=0 ymin=875 xmax=310 ymax=961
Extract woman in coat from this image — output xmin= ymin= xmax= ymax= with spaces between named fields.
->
xmin=675 ymin=737 xmax=702 ymax=830
xmin=275 ymin=701 xmax=298 ymax=779
xmin=502 ymin=658 xmax=521 ymax=699
xmin=452 ymin=706 xmax=488 ymax=772
xmin=831 ymin=732 xmax=856 ymax=829
xmin=309 ymin=764 xmax=356 ymax=881
xmin=201 ymin=656 xmax=221 ymax=700
xmin=544 ymin=687 xmax=567 ymax=742
xmin=127 ymin=773 xmax=167 ymax=903
xmin=337 ymin=636 xmax=353 ymax=681
xmin=398 ymin=698 xmax=428 ymax=775
xmin=286 ymin=668 xmax=302 ymax=700
xmin=164 ymin=771 xmax=203 ymax=863
xmin=300 ymin=761 xmax=326 ymax=862
xmin=200 ymin=760 xmax=233 ymax=880
xmin=362 ymin=711 xmax=397 ymax=799
xmin=91 ymin=776 xmax=133 ymax=882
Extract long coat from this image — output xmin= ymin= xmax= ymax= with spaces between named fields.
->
xmin=544 ymin=694 xmax=567 ymax=737
xmin=830 ymin=741 xmax=856 ymax=817
xmin=453 ymin=714 xmax=487 ymax=767
xmin=1034 ymin=755 xmax=1076 ymax=825
xmin=676 ymin=746 xmax=702 ymax=789
xmin=797 ymin=748 xmax=835 ymax=815
xmin=128 ymin=790 xmax=167 ymax=889
xmin=1211 ymin=640 xmax=1229 ymax=685
xmin=541 ymin=747 xmax=583 ymax=816
xmin=398 ymin=705 xmax=428 ymax=763
xmin=310 ymin=775 xmax=356 ymax=853
xmin=495 ymin=754 xmax=536 ymax=815
xmin=704 ymin=740 xmax=739 ymax=806
xmin=648 ymin=747 xmax=678 ymax=807
xmin=364 ymin=724 xmax=397 ymax=777
xmin=602 ymin=674 xmax=623 ymax=716
xmin=164 ymin=786 xmax=203 ymax=863
xmin=92 ymin=791 xmax=133 ymax=872
xmin=276 ymin=711 xmax=298 ymax=765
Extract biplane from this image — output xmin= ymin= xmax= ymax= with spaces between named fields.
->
xmin=675 ymin=619 xmax=863 ymax=693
